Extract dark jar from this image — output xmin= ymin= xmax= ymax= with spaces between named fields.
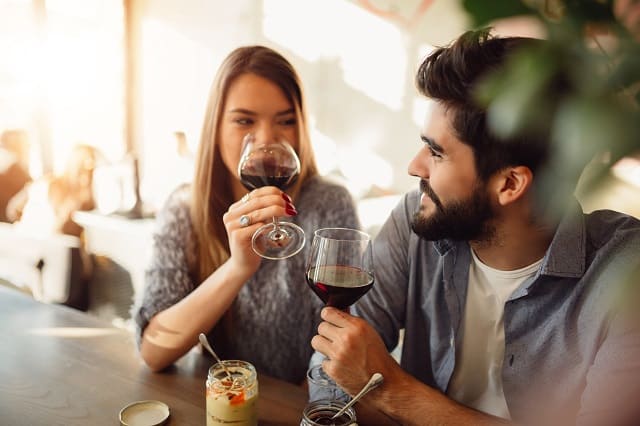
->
xmin=300 ymin=399 xmax=356 ymax=426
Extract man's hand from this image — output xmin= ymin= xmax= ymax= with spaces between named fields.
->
xmin=311 ymin=307 xmax=402 ymax=396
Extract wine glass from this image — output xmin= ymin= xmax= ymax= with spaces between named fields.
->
xmin=238 ymin=133 xmax=305 ymax=259
xmin=305 ymin=228 xmax=374 ymax=310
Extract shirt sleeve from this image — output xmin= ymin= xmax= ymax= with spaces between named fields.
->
xmin=354 ymin=191 xmax=416 ymax=351
xmin=133 ymin=188 xmax=196 ymax=346
xmin=576 ymin=276 xmax=640 ymax=425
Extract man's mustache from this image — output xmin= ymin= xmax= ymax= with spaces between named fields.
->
xmin=420 ymin=179 xmax=443 ymax=210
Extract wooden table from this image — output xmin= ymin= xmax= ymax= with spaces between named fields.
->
xmin=0 ymin=285 xmax=308 ymax=425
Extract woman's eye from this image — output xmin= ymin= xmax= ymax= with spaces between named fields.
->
xmin=279 ymin=118 xmax=297 ymax=126
xmin=234 ymin=118 xmax=253 ymax=125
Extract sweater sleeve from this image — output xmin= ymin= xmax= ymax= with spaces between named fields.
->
xmin=133 ymin=187 xmax=197 ymax=346
xmin=295 ymin=176 xmax=361 ymax=236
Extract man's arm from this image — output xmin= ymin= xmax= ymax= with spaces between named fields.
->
xmin=576 ymin=292 xmax=640 ymax=425
xmin=312 ymin=307 xmax=513 ymax=425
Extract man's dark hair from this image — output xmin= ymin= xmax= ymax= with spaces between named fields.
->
xmin=416 ymin=29 xmax=549 ymax=181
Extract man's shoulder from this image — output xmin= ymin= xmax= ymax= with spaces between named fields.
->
xmin=584 ymin=209 xmax=640 ymax=247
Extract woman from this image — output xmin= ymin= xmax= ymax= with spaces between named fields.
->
xmin=134 ymin=46 xmax=360 ymax=383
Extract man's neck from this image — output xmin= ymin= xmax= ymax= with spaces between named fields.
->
xmin=470 ymin=219 xmax=555 ymax=271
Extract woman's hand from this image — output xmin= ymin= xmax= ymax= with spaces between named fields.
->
xmin=223 ymin=187 xmax=298 ymax=274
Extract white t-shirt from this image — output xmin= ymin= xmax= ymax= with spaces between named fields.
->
xmin=447 ymin=249 xmax=543 ymax=419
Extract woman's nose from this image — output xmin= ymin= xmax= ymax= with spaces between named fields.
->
xmin=253 ymin=123 xmax=278 ymax=145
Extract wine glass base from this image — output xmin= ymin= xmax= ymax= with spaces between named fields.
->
xmin=252 ymin=221 xmax=305 ymax=260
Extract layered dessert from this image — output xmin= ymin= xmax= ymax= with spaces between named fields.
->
xmin=206 ymin=360 xmax=258 ymax=426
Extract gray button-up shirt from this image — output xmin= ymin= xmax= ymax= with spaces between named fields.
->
xmin=355 ymin=190 xmax=640 ymax=424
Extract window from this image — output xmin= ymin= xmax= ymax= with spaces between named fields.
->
xmin=0 ymin=0 xmax=125 ymax=177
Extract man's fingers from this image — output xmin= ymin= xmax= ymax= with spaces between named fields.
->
xmin=321 ymin=306 xmax=357 ymax=327
xmin=317 ymin=320 xmax=342 ymax=344
xmin=311 ymin=334 xmax=333 ymax=358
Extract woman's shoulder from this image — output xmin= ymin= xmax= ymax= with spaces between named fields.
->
xmin=298 ymin=175 xmax=356 ymax=212
xmin=301 ymin=175 xmax=352 ymax=198
xmin=155 ymin=184 xmax=192 ymax=230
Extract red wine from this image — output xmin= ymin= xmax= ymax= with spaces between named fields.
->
xmin=307 ymin=413 xmax=352 ymax=425
xmin=240 ymin=171 xmax=299 ymax=190
xmin=306 ymin=265 xmax=374 ymax=309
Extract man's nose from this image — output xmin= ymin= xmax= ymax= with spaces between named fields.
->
xmin=408 ymin=150 xmax=429 ymax=179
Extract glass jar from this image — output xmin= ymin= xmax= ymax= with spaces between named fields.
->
xmin=206 ymin=360 xmax=258 ymax=426
xmin=307 ymin=365 xmax=350 ymax=403
xmin=300 ymin=399 xmax=357 ymax=426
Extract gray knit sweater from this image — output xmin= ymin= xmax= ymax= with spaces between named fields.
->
xmin=134 ymin=175 xmax=360 ymax=383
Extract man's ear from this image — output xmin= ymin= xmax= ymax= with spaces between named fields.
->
xmin=493 ymin=166 xmax=533 ymax=206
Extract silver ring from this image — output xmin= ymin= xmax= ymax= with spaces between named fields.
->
xmin=241 ymin=193 xmax=250 ymax=204
xmin=239 ymin=214 xmax=251 ymax=227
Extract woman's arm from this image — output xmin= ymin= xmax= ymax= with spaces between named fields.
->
xmin=139 ymin=258 xmax=253 ymax=371
xmin=137 ymin=186 xmax=295 ymax=371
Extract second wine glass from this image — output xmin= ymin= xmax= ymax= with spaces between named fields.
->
xmin=305 ymin=228 xmax=374 ymax=310
xmin=238 ymin=134 xmax=305 ymax=260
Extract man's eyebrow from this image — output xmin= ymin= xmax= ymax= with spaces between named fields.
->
xmin=421 ymin=135 xmax=444 ymax=154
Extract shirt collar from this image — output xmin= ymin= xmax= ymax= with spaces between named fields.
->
xmin=538 ymin=199 xmax=586 ymax=278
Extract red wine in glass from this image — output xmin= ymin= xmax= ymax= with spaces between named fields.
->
xmin=237 ymin=134 xmax=305 ymax=260
xmin=306 ymin=228 xmax=374 ymax=310
xmin=306 ymin=265 xmax=374 ymax=310
xmin=240 ymin=170 xmax=299 ymax=191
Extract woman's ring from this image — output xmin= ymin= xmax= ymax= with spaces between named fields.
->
xmin=241 ymin=193 xmax=250 ymax=203
xmin=239 ymin=214 xmax=251 ymax=227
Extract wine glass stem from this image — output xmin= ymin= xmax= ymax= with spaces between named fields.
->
xmin=271 ymin=216 xmax=285 ymax=242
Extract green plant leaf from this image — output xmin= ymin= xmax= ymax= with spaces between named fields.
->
xmin=606 ymin=45 xmax=640 ymax=92
xmin=549 ymin=96 xmax=639 ymax=193
xmin=478 ymin=46 xmax=557 ymax=138
xmin=563 ymin=0 xmax=614 ymax=23
xmin=462 ymin=0 xmax=533 ymax=27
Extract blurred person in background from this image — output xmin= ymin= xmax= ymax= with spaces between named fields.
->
xmin=134 ymin=45 xmax=360 ymax=384
xmin=8 ymin=144 xmax=98 ymax=298
xmin=0 ymin=129 xmax=31 ymax=223
xmin=9 ymin=144 xmax=97 ymax=237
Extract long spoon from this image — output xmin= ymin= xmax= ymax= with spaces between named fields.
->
xmin=331 ymin=372 xmax=384 ymax=419
xmin=198 ymin=333 xmax=233 ymax=380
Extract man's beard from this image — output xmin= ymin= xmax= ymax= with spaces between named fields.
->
xmin=411 ymin=179 xmax=496 ymax=242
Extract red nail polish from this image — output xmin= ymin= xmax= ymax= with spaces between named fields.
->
xmin=281 ymin=193 xmax=292 ymax=203
xmin=285 ymin=206 xmax=298 ymax=216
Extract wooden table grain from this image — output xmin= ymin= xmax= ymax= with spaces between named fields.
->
xmin=0 ymin=285 xmax=308 ymax=425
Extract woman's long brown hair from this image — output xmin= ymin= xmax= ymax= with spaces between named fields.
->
xmin=191 ymin=46 xmax=318 ymax=282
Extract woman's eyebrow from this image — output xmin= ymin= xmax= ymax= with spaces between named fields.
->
xmin=228 ymin=108 xmax=256 ymax=115
xmin=227 ymin=108 xmax=294 ymax=116
xmin=275 ymin=108 xmax=295 ymax=116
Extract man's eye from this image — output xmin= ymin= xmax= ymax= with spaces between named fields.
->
xmin=429 ymin=147 xmax=442 ymax=158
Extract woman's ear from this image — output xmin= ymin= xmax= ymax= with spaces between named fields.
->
xmin=493 ymin=166 xmax=533 ymax=206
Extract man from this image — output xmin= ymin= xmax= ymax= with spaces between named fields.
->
xmin=311 ymin=30 xmax=640 ymax=425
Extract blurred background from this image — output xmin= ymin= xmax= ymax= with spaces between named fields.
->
xmin=1 ymin=0 xmax=638 ymax=327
